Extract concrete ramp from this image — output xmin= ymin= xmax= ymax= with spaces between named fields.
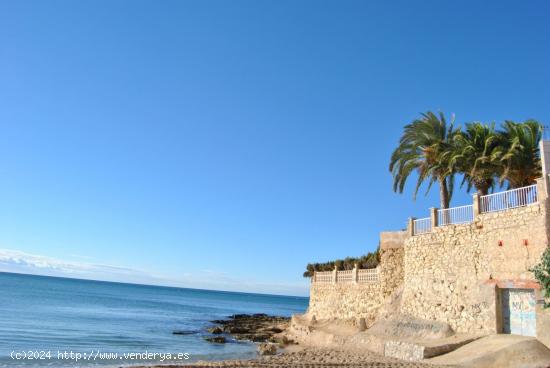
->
xmin=428 ymin=334 xmax=550 ymax=368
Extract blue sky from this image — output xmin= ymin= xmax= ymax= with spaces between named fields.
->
xmin=0 ymin=0 xmax=548 ymax=296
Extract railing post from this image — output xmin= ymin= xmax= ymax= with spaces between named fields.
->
xmin=407 ymin=217 xmax=415 ymax=236
xmin=352 ymin=263 xmax=358 ymax=284
xmin=473 ymin=193 xmax=481 ymax=218
xmin=430 ymin=207 xmax=438 ymax=228
xmin=332 ymin=266 xmax=338 ymax=284
xmin=536 ymin=176 xmax=549 ymax=202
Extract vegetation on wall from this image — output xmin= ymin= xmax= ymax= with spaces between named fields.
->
xmin=303 ymin=247 xmax=379 ymax=278
xmin=531 ymin=246 xmax=550 ymax=308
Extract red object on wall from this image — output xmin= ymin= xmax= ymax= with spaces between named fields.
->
xmin=498 ymin=240 xmax=503 ymax=247
xmin=523 ymin=239 xmax=528 ymax=246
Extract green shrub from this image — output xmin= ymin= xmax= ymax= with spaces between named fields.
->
xmin=303 ymin=247 xmax=380 ymax=278
xmin=531 ymin=246 xmax=550 ymax=308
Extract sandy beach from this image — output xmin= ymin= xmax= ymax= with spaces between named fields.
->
xmin=139 ymin=347 xmax=450 ymax=368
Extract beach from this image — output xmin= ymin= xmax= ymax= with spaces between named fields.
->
xmin=139 ymin=347 xmax=448 ymax=367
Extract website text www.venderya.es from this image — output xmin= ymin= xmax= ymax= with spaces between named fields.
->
xmin=11 ymin=350 xmax=191 ymax=363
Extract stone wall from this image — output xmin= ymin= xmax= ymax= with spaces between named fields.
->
xmin=379 ymin=231 xmax=406 ymax=298
xmin=401 ymin=200 xmax=549 ymax=335
xmin=307 ymin=231 xmax=406 ymax=323
xmin=308 ymin=282 xmax=383 ymax=323
xmin=304 ymin=180 xmax=550 ymax=346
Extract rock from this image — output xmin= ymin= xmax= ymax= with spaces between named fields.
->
xmin=172 ymin=330 xmax=196 ymax=335
xmin=281 ymin=335 xmax=295 ymax=345
xmin=207 ymin=326 xmax=223 ymax=334
xmin=269 ymin=334 xmax=294 ymax=345
xmin=208 ymin=314 xmax=290 ymax=345
xmin=267 ymin=335 xmax=280 ymax=343
xmin=257 ymin=343 xmax=277 ymax=356
xmin=204 ymin=336 xmax=226 ymax=343
xmin=232 ymin=334 xmax=253 ymax=341
xmin=231 ymin=314 xmax=249 ymax=319
xmin=210 ymin=319 xmax=227 ymax=324
xmin=225 ymin=326 xmax=250 ymax=334
xmin=251 ymin=334 xmax=270 ymax=342
xmin=357 ymin=317 xmax=367 ymax=331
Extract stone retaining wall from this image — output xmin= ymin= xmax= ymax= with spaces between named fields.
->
xmin=308 ymin=282 xmax=383 ymax=323
xmin=401 ymin=201 xmax=549 ymax=335
xmin=380 ymin=246 xmax=404 ymax=298
xmin=307 ymin=231 xmax=406 ymax=323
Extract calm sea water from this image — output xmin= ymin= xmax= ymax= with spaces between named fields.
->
xmin=0 ymin=272 xmax=308 ymax=367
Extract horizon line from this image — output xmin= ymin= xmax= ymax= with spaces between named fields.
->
xmin=0 ymin=270 xmax=309 ymax=299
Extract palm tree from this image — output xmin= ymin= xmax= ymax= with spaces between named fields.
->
xmin=450 ymin=122 xmax=504 ymax=196
xmin=499 ymin=120 xmax=542 ymax=188
xmin=389 ymin=111 xmax=458 ymax=209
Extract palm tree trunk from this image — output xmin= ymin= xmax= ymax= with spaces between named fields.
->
xmin=475 ymin=178 xmax=492 ymax=196
xmin=477 ymin=186 xmax=489 ymax=196
xmin=439 ymin=177 xmax=450 ymax=209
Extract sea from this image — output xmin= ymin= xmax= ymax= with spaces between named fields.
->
xmin=0 ymin=272 xmax=308 ymax=367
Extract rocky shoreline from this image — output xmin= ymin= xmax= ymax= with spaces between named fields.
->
xmin=202 ymin=313 xmax=294 ymax=354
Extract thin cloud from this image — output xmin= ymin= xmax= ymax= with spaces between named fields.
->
xmin=0 ymin=248 xmax=162 ymax=284
xmin=0 ymin=249 xmax=309 ymax=296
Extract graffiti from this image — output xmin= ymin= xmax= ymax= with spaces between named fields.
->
xmin=502 ymin=289 xmax=536 ymax=337
xmin=471 ymin=302 xmax=489 ymax=311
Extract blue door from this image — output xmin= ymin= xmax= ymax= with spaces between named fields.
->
xmin=502 ymin=288 xmax=536 ymax=337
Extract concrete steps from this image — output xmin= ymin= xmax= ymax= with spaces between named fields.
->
xmin=383 ymin=335 xmax=480 ymax=361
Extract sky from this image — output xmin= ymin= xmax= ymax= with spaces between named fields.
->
xmin=0 ymin=1 xmax=549 ymax=296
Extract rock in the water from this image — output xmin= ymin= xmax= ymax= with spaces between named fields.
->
xmin=172 ymin=330 xmax=196 ymax=335
xmin=208 ymin=314 xmax=290 ymax=345
xmin=251 ymin=334 xmax=270 ymax=342
xmin=207 ymin=326 xmax=223 ymax=334
xmin=225 ymin=326 xmax=250 ymax=334
xmin=257 ymin=343 xmax=277 ymax=356
xmin=231 ymin=314 xmax=249 ymax=319
xmin=205 ymin=336 xmax=226 ymax=343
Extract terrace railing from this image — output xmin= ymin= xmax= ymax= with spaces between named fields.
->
xmin=413 ymin=217 xmax=431 ymax=235
xmin=313 ymin=271 xmax=333 ymax=283
xmin=336 ymin=269 xmax=353 ymax=283
xmin=480 ymin=184 xmax=537 ymax=213
xmin=357 ymin=268 xmax=379 ymax=283
xmin=312 ymin=267 xmax=379 ymax=284
xmin=438 ymin=204 xmax=474 ymax=226
xmin=410 ymin=181 xmax=544 ymax=235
